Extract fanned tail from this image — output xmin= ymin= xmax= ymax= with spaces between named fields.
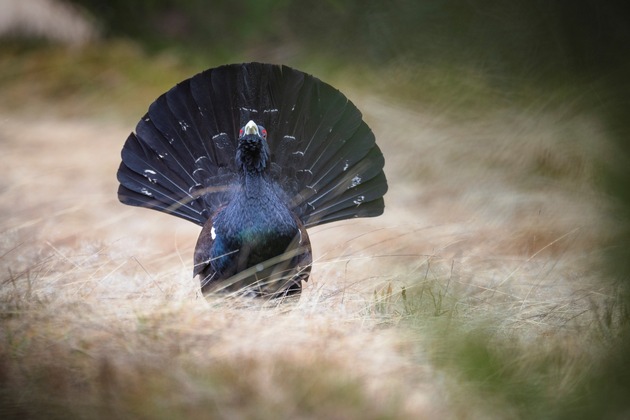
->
xmin=117 ymin=63 xmax=388 ymax=226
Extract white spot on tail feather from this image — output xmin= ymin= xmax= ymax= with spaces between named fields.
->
xmin=349 ymin=175 xmax=362 ymax=188
xmin=210 ymin=226 xmax=216 ymax=240
xmin=144 ymin=171 xmax=158 ymax=184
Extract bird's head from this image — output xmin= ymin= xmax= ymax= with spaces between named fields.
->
xmin=235 ymin=120 xmax=270 ymax=173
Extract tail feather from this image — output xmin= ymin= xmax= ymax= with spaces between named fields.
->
xmin=117 ymin=63 xmax=388 ymax=227
xmin=163 ymin=80 xmax=214 ymax=166
xmin=117 ymin=185 xmax=203 ymax=224
xmin=148 ymin=93 xmax=206 ymax=177
xmin=119 ymin=132 xmax=196 ymax=201
xmin=191 ymin=66 xmax=240 ymax=156
xmin=135 ymin=116 xmax=200 ymax=188
xmin=117 ymin=132 xmax=208 ymax=223
xmin=304 ymin=172 xmax=388 ymax=227
xmin=307 ymin=197 xmax=386 ymax=226
xmin=305 ymin=122 xmax=378 ymax=195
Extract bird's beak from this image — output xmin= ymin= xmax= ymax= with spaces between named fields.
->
xmin=244 ymin=120 xmax=259 ymax=135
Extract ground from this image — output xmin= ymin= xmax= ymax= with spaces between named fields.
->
xmin=0 ymin=78 xmax=617 ymax=418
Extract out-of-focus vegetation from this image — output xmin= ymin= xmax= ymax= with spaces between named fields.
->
xmin=71 ymin=0 xmax=627 ymax=76
xmin=5 ymin=1 xmax=629 ymax=117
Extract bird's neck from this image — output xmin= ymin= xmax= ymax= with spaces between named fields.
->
xmin=224 ymin=169 xmax=296 ymax=240
xmin=241 ymin=169 xmax=269 ymax=199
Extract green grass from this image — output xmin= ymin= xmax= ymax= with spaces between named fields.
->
xmin=0 ymin=40 xmax=208 ymax=119
xmin=367 ymin=256 xmax=628 ymax=419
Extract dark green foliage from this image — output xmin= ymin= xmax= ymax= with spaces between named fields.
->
xmin=70 ymin=1 xmax=630 ymax=80
xmin=71 ymin=0 xmax=292 ymax=52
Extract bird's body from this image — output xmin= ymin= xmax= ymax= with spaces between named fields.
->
xmin=117 ymin=63 xmax=387 ymax=297
xmin=193 ymin=121 xmax=312 ymax=296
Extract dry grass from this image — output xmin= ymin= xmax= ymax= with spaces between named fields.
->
xmin=0 ymin=47 xmax=623 ymax=418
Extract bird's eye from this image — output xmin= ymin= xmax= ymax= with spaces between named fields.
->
xmin=261 ymin=128 xmax=267 ymax=139
xmin=239 ymin=128 xmax=244 ymax=137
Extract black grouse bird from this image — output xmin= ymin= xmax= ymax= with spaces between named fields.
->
xmin=117 ymin=63 xmax=388 ymax=298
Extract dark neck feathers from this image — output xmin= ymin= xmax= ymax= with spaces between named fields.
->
xmin=235 ymin=135 xmax=270 ymax=175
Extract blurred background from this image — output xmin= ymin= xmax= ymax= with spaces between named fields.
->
xmin=2 ymin=0 xmax=630 ymax=418
xmin=3 ymin=0 xmax=628 ymax=114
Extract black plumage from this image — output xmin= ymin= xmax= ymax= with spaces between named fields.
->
xmin=117 ymin=63 xmax=388 ymax=297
